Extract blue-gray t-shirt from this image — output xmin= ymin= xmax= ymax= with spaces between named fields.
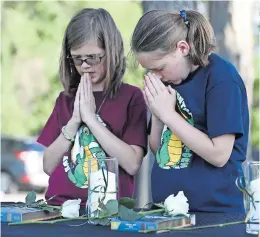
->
xmin=151 ymin=53 xmax=249 ymax=213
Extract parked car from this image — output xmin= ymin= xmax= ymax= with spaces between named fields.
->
xmin=1 ymin=136 xmax=49 ymax=194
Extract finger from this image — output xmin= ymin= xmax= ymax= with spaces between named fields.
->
xmin=75 ymin=84 xmax=80 ymax=105
xmin=83 ymin=73 xmax=88 ymax=101
xmin=147 ymin=72 xmax=164 ymax=93
xmin=143 ymin=79 xmax=147 ymax=91
xmin=168 ymin=85 xmax=176 ymax=97
xmin=152 ymin=73 xmax=167 ymax=91
xmin=80 ymin=76 xmax=84 ymax=105
xmin=144 ymin=75 xmax=157 ymax=97
xmin=86 ymin=73 xmax=95 ymax=106
xmin=142 ymin=90 xmax=149 ymax=108
xmin=142 ymin=81 xmax=149 ymax=106
xmin=87 ymin=73 xmax=92 ymax=99
xmin=144 ymin=86 xmax=154 ymax=105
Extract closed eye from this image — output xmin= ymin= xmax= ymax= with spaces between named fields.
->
xmin=148 ymin=65 xmax=165 ymax=72
xmin=152 ymin=67 xmax=164 ymax=72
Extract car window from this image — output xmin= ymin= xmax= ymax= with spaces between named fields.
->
xmin=1 ymin=139 xmax=8 ymax=153
xmin=1 ymin=137 xmax=29 ymax=153
xmin=25 ymin=143 xmax=45 ymax=152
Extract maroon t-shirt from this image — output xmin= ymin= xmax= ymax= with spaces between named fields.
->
xmin=37 ymin=83 xmax=147 ymax=206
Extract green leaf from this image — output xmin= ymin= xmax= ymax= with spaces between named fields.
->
xmin=97 ymin=217 xmax=110 ymax=226
xmin=40 ymin=206 xmax=57 ymax=213
xmin=105 ymin=200 xmax=118 ymax=216
xmin=118 ymin=205 xmax=142 ymax=221
xmin=97 ymin=209 xmax=110 ymax=218
xmin=98 ymin=200 xmax=107 ymax=210
xmin=25 ymin=191 xmax=37 ymax=204
xmin=118 ymin=197 xmax=136 ymax=209
xmin=153 ymin=203 xmax=165 ymax=209
xmin=35 ymin=199 xmax=45 ymax=205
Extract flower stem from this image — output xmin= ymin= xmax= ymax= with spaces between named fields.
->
xmin=138 ymin=208 xmax=164 ymax=215
xmin=140 ymin=220 xmax=246 ymax=233
xmin=8 ymin=216 xmax=89 ymax=226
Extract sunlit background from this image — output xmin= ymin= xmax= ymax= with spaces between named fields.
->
xmin=1 ymin=1 xmax=259 ymax=205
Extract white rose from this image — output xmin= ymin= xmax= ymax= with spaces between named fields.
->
xmin=164 ymin=191 xmax=189 ymax=217
xmin=61 ymin=199 xmax=81 ymax=218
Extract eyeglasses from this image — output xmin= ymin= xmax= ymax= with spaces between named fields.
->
xmin=67 ymin=54 xmax=106 ymax=66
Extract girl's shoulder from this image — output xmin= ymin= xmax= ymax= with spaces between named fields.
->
xmin=119 ymin=83 xmax=143 ymax=98
xmin=115 ymin=83 xmax=144 ymax=106
xmin=53 ymin=91 xmax=74 ymax=109
xmin=206 ymin=53 xmax=245 ymax=91
xmin=208 ymin=53 xmax=238 ymax=75
xmin=120 ymin=83 xmax=143 ymax=93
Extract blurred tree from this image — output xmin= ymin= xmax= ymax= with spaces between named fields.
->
xmin=2 ymin=1 xmax=75 ymax=136
xmin=142 ymin=0 xmax=197 ymax=13
xmin=208 ymin=1 xmax=257 ymax=158
xmin=251 ymin=77 xmax=259 ymax=149
xmin=1 ymin=1 xmax=144 ymax=136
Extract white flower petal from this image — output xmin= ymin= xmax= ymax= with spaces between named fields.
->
xmin=61 ymin=199 xmax=81 ymax=218
xmin=164 ymin=191 xmax=189 ymax=217
xmin=250 ymin=178 xmax=260 ymax=193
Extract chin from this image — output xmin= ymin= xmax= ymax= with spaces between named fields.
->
xmin=171 ymin=80 xmax=182 ymax=85
xmin=90 ymin=77 xmax=101 ymax=84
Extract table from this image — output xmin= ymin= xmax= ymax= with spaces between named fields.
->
xmin=1 ymin=212 xmax=253 ymax=237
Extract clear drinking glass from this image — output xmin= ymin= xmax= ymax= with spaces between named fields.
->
xmin=243 ymin=161 xmax=260 ymax=235
xmin=87 ymin=157 xmax=118 ymax=224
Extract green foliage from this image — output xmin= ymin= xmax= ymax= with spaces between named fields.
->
xmin=92 ymin=197 xmax=142 ymax=226
xmin=105 ymin=199 xmax=118 ymax=216
xmin=118 ymin=205 xmax=143 ymax=221
xmin=2 ymin=1 xmax=143 ymax=137
xmin=118 ymin=197 xmax=137 ymax=209
xmin=25 ymin=191 xmax=37 ymax=205
xmin=3 ymin=191 xmax=60 ymax=216
xmin=2 ymin=1 xmax=258 ymax=149
xmin=251 ymin=76 xmax=259 ymax=148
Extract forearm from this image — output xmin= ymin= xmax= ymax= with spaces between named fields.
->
xmin=149 ymin=115 xmax=164 ymax=155
xmin=86 ymin=117 xmax=143 ymax=176
xmin=162 ymin=112 xmax=230 ymax=167
xmin=43 ymin=119 xmax=79 ymax=175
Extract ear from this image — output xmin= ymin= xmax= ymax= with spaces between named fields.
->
xmin=176 ymin=40 xmax=190 ymax=56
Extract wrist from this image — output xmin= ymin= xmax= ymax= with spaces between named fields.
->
xmin=84 ymin=115 xmax=98 ymax=128
xmin=82 ymin=114 xmax=97 ymax=125
xmin=66 ymin=119 xmax=80 ymax=137
xmin=68 ymin=118 xmax=81 ymax=127
xmin=160 ymin=110 xmax=178 ymax=126
xmin=152 ymin=114 xmax=163 ymax=124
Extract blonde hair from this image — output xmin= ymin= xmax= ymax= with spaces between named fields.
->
xmin=131 ymin=10 xmax=216 ymax=66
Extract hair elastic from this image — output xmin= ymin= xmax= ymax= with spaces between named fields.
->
xmin=180 ymin=10 xmax=189 ymax=27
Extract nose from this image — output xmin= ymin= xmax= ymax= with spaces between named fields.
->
xmin=81 ymin=61 xmax=91 ymax=68
xmin=151 ymin=70 xmax=162 ymax=79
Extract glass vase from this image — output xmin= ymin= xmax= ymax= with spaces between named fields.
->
xmin=87 ymin=157 xmax=118 ymax=224
xmin=244 ymin=161 xmax=260 ymax=235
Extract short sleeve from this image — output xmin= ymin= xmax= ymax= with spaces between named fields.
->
xmin=122 ymin=90 xmax=148 ymax=153
xmin=206 ymin=81 xmax=244 ymax=139
xmin=37 ymin=95 xmax=61 ymax=147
